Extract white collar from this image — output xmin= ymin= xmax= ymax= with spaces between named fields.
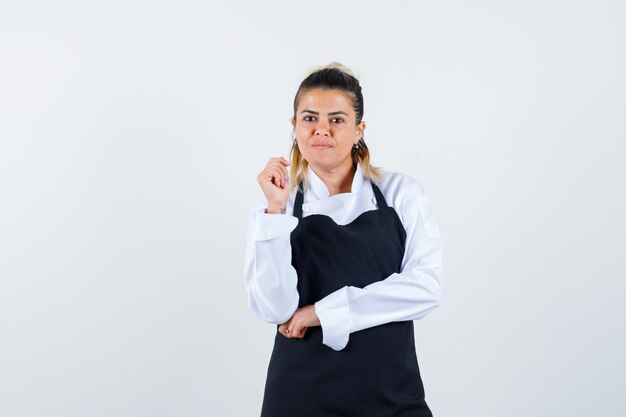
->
xmin=307 ymin=163 xmax=365 ymax=199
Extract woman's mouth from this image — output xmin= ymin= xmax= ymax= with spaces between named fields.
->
xmin=313 ymin=144 xmax=331 ymax=149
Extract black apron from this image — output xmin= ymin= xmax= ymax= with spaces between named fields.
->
xmin=260 ymin=179 xmax=432 ymax=417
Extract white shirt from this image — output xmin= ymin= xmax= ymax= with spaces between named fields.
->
xmin=243 ymin=163 xmax=444 ymax=351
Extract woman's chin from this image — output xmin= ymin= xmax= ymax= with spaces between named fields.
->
xmin=305 ymin=156 xmax=335 ymax=169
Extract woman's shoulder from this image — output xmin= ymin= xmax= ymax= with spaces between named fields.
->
xmin=378 ymin=168 xmax=442 ymax=240
xmin=376 ymin=168 xmax=427 ymax=207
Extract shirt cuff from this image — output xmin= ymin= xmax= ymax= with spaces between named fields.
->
xmin=314 ymin=286 xmax=351 ymax=351
xmin=252 ymin=209 xmax=299 ymax=241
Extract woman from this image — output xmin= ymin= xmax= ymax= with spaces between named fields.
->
xmin=244 ymin=62 xmax=444 ymax=417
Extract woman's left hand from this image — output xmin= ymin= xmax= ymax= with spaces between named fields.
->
xmin=278 ymin=305 xmax=321 ymax=339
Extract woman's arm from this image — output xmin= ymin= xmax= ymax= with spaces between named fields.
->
xmin=314 ymin=178 xmax=444 ymax=351
xmin=243 ymin=196 xmax=300 ymax=324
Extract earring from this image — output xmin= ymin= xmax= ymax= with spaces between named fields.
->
xmin=353 ymin=137 xmax=365 ymax=150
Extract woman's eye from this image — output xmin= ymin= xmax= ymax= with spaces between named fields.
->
xmin=303 ymin=116 xmax=316 ymax=122
xmin=331 ymin=118 xmax=344 ymax=123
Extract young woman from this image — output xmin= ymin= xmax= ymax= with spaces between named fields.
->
xmin=244 ymin=62 xmax=444 ymax=417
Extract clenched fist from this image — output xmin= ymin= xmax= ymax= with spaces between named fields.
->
xmin=278 ymin=305 xmax=321 ymax=339
xmin=257 ymin=156 xmax=291 ymax=214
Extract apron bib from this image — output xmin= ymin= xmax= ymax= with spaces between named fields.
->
xmin=260 ymin=179 xmax=432 ymax=417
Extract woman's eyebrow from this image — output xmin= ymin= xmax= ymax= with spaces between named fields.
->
xmin=300 ymin=109 xmax=349 ymax=116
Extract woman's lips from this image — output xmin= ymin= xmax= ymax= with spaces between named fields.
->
xmin=313 ymin=144 xmax=331 ymax=149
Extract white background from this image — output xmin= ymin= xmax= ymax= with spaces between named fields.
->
xmin=1 ymin=1 xmax=624 ymax=416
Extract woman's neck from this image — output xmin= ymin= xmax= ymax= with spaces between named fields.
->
xmin=310 ymin=162 xmax=356 ymax=196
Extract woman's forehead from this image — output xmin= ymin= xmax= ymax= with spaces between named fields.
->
xmin=297 ymin=89 xmax=354 ymax=114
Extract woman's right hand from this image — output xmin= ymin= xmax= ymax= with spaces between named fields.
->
xmin=257 ymin=157 xmax=291 ymax=213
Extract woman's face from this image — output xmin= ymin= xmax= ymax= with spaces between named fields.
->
xmin=292 ymin=88 xmax=366 ymax=172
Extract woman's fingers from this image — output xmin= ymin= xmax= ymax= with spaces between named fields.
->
xmin=292 ymin=326 xmax=306 ymax=338
xmin=265 ymin=166 xmax=287 ymax=188
xmin=274 ymin=168 xmax=287 ymax=188
xmin=272 ymin=168 xmax=284 ymax=188
xmin=278 ymin=323 xmax=290 ymax=338
xmin=259 ymin=166 xmax=283 ymax=186
xmin=256 ymin=157 xmax=291 ymax=212
xmin=272 ymin=160 xmax=289 ymax=183
xmin=278 ymin=324 xmax=308 ymax=339
xmin=276 ymin=156 xmax=291 ymax=166
xmin=267 ymin=157 xmax=290 ymax=170
xmin=276 ymin=305 xmax=321 ymax=340
xmin=266 ymin=158 xmax=290 ymax=182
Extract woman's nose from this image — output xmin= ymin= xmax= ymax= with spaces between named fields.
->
xmin=315 ymin=120 xmax=330 ymax=136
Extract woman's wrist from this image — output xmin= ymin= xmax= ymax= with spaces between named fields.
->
xmin=265 ymin=205 xmax=287 ymax=214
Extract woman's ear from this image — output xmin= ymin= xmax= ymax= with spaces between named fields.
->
xmin=357 ymin=121 xmax=366 ymax=139
xmin=291 ymin=117 xmax=296 ymax=129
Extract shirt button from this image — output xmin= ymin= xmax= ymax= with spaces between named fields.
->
xmin=302 ymin=205 xmax=310 ymax=213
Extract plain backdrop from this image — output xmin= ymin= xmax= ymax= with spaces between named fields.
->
xmin=1 ymin=1 xmax=624 ymax=416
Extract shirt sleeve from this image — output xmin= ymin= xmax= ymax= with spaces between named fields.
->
xmin=314 ymin=180 xmax=444 ymax=351
xmin=243 ymin=196 xmax=301 ymax=324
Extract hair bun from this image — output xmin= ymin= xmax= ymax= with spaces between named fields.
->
xmin=307 ymin=61 xmax=359 ymax=80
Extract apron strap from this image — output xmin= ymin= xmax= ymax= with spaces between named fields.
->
xmin=371 ymin=181 xmax=388 ymax=209
xmin=293 ymin=182 xmax=304 ymax=219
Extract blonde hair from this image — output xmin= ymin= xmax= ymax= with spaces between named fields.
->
xmin=289 ymin=62 xmax=385 ymax=191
